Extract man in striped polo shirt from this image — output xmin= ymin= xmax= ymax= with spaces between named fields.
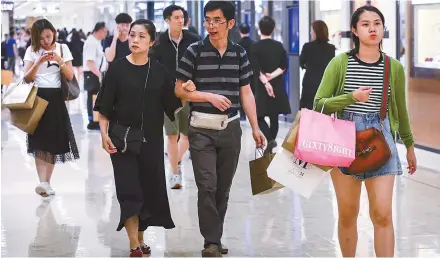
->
xmin=175 ymin=1 xmax=264 ymax=257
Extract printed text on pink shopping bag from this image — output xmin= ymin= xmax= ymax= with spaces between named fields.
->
xmin=301 ymin=139 xmax=353 ymax=157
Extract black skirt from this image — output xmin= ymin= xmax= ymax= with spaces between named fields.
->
xmin=27 ymin=88 xmax=80 ymax=164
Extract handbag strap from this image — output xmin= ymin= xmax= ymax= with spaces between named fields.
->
xmin=380 ymin=55 xmax=390 ymax=121
xmin=140 ymin=61 xmax=151 ymax=132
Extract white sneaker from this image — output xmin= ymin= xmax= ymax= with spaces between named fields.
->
xmin=46 ymin=184 xmax=56 ymax=195
xmin=35 ymin=182 xmax=49 ymax=197
xmin=170 ymin=174 xmax=182 ymax=189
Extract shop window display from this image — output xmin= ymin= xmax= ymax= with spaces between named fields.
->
xmin=413 ymin=3 xmax=440 ymax=69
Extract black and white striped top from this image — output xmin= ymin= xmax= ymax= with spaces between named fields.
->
xmin=176 ymin=37 xmax=253 ymax=115
xmin=343 ymin=55 xmax=390 ymax=114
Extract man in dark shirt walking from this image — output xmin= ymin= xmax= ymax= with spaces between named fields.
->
xmin=237 ymin=23 xmax=255 ymax=120
xmin=175 ymin=1 xmax=264 ymax=257
xmin=103 ymin=13 xmax=132 ymax=64
xmin=150 ymin=5 xmax=201 ymax=190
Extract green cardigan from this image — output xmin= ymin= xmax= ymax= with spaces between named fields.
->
xmin=314 ymin=53 xmax=414 ymax=148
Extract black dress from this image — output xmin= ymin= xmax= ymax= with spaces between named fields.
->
xmin=251 ymin=39 xmax=291 ymax=117
xmin=94 ymin=58 xmax=181 ymax=231
xmin=299 ymin=41 xmax=335 ymax=110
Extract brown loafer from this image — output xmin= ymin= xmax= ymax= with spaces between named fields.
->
xmin=202 ymin=244 xmax=222 ymax=257
xmin=220 ymin=244 xmax=228 ymax=254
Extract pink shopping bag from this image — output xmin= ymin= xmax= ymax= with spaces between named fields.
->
xmin=294 ymin=108 xmax=356 ymax=167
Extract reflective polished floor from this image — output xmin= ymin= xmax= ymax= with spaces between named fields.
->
xmin=1 ymin=96 xmax=440 ymax=257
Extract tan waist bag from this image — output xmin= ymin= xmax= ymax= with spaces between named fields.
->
xmin=190 ymin=111 xmax=240 ymax=130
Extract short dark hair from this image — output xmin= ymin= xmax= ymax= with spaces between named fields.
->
xmin=204 ymin=1 xmax=235 ymax=21
xmin=312 ymin=20 xmax=329 ymax=42
xmin=115 ymin=13 xmax=132 ymax=24
xmin=30 ymin=19 xmax=57 ymax=52
xmin=238 ymin=23 xmax=250 ymax=34
xmin=258 ymin=16 xmax=275 ymax=36
xmin=183 ymin=9 xmax=189 ymax=26
xmin=163 ymin=5 xmax=185 ymax=20
xmin=93 ymin=22 xmax=106 ymax=33
xmin=130 ymin=19 xmax=157 ymax=42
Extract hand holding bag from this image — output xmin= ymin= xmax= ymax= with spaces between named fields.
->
xmin=108 ymin=62 xmax=150 ymax=154
xmin=346 ymin=55 xmax=392 ymax=174
xmin=60 ymin=44 xmax=80 ymax=101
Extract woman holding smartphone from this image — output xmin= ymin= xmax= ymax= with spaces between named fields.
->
xmin=314 ymin=6 xmax=417 ymax=257
xmin=23 ymin=19 xmax=79 ymax=197
xmin=94 ymin=19 xmax=182 ymax=257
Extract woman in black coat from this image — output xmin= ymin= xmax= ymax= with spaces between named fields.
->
xmin=299 ymin=20 xmax=335 ymax=110
xmin=252 ymin=16 xmax=291 ymax=154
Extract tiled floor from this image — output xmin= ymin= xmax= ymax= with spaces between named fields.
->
xmin=1 ymin=97 xmax=440 ymax=257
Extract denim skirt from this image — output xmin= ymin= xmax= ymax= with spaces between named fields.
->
xmin=339 ymin=111 xmax=403 ymax=181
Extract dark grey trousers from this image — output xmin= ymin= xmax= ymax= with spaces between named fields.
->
xmin=188 ymin=120 xmax=242 ymax=247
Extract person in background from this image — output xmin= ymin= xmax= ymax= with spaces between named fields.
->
xmin=237 ymin=23 xmax=255 ymax=120
xmin=175 ymin=1 xmax=264 ymax=256
xmin=104 ymin=13 xmax=133 ymax=64
xmin=6 ymin=29 xmax=18 ymax=74
xmin=314 ymin=6 xmax=417 ymax=257
xmin=23 ymin=19 xmax=79 ymax=197
xmin=18 ymin=28 xmax=30 ymax=66
xmin=68 ymin=30 xmax=85 ymax=82
xmin=251 ymin=16 xmax=291 ymax=154
xmin=150 ymin=5 xmax=200 ymax=190
xmin=95 ymin=19 xmax=181 ymax=257
xmin=183 ymin=9 xmax=201 ymax=37
xmin=57 ymin=30 xmax=68 ymax=45
xmin=299 ymin=20 xmax=335 ymax=110
xmin=83 ymin=22 xmax=108 ymax=130
xmin=1 ymin=34 xmax=8 ymax=70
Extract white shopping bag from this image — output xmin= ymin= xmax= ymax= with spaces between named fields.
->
xmin=267 ymin=148 xmax=332 ymax=199
xmin=2 ymin=80 xmax=37 ymax=110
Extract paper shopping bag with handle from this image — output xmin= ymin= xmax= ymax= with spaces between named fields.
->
xmin=267 ymin=148 xmax=332 ymax=199
xmin=249 ymin=149 xmax=284 ymax=195
xmin=294 ymin=108 xmax=356 ymax=167
xmin=8 ymin=96 xmax=48 ymax=135
xmin=282 ymin=112 xmax=301 ymax=153
xmin=2 ymin=80 xmax=38 ymax=110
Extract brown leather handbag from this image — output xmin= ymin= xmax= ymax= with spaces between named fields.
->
xmin=346 ymin=55 xmax=392 ymax=175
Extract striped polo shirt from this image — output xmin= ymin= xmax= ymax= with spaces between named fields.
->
xmin=176 ymin=36 xmax=253 ymax=114
xmin=343 ymin=54 xmax=390 ymax=114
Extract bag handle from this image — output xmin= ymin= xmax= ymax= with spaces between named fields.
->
xmin=380 ymin=55 xmax=390 ymax=121
xmin=254 ymin=148 xmax=265 ymax=159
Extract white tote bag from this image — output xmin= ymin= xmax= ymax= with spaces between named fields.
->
xmin=267 ymin=148 xmax=332 ymax=199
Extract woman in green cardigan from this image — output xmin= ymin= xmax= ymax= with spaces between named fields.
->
xmin=314 ymin=6 xmax=417 ymax=257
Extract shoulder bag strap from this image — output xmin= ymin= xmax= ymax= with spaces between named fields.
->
xmin=60 ymin=43 xmax=64 ymax=59
xmin=380 ymin=55 xmax=390 ymax=121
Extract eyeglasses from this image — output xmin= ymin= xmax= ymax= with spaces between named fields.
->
xmin=204 ymin=19 xmax=227 ymax=27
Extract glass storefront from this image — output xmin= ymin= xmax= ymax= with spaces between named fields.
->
xmin=413 ymin=3 xmax=440 ymax=69
xmin=407 ymin=0 xmax=440 ymax=150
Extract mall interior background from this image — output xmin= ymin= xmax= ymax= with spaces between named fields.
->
xmin=2 ymin=0 xmax=440 ymax=152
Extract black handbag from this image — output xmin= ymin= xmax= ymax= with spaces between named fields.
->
xmin=108 ymin=61 xmax=150 ymax=154
xmin=60 ymin=44 xmax=80 ymax=101
xmin=83 ymin=55 xmax=104 ymax=92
